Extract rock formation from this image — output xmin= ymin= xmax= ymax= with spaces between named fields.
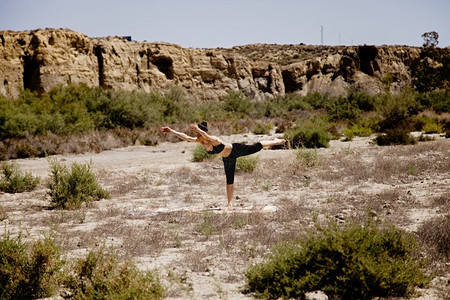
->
xmin=0 ymin=28 xmax=422 ymax=100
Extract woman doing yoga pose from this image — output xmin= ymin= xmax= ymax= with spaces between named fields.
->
xmin=160 ymin=122 xmax=285 ymax=210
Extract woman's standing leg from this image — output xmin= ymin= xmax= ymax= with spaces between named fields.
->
xmin=222 ymin=157 xmax=237 ymax=210
xmin=226 ymin=184 xmax=234 ymax=210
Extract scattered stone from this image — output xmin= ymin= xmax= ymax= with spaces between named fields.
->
xmin=305 ymin=290 xmax=329 ymax=300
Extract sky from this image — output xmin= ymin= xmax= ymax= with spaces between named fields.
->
xmin=1 ymin=0 xmax=449 ymax=48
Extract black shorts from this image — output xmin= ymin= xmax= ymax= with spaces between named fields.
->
xmin=222 ymin=142 xmax=263 ymax=184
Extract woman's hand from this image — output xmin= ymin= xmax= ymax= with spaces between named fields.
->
xmin=160 ymin=126 xmax=172 ymax=133
xmin=190 ymin=124 xmax=200 ymax=132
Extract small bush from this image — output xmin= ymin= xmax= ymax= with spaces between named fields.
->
xmin=445 ymin=120 xmax=450 ymax=138
xmin=302 ymin=92 xmax=328 ymax=108
xmin=284 ymin=117 xmax=332 ymax=148
xmin=0 ymin=161 xmax=40 ymax=193
xmin=222 ymin=91 xmax=252 ymax=116
xmin=326 ymin=95 xmax=361 ymax=121
xmin=252 ymin=121 xmax=272 ymax=135
xmin=236 ymin=155 xmax=259 ymax=172
xmin=343 ymin=122 xmax=373 ymax=141
xmin=245 ymin=220 xmax=429 ymax=299
xmin=377 ymin=91 xmax=419 ymax=131
xmin=417 ymin=116 xmax=444 ymax=134
xmin=375 ymin=127 xmax=417 ymax=146
xmin=417 ymin=89 xmax=450 ymax=113
xmin=191 ymin=144 xmax=215 ymax=162
xmin=65 ymin=248 xmax=164 ymax=299
xmin=0 ymin=232 xmax=63 ymax=300
xmin=46 ymin=159 xmax=110 ymax=209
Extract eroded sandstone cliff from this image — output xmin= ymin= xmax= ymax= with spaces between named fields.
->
xmin=0 ymin=28 xmax=421 ymax=100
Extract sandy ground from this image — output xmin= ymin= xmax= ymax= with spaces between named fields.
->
xmin=1 ymin=132 xmax=449 ymax=299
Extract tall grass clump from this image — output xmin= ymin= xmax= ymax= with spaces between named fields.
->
xmin=244 ymin=220 xmax=429 ymax=299
xmin=236 ymin=155 xmax=259 ymax=172
xmin=284 ymin=117 xmax=332 ymax=148
xmin=296 ymin=148 xmax=321 ymax=167
xmin=0 ymin=232 xmax=63 ymax=300
xmin=46 ymin=159 xmax=110 ymax=209
xmin=417 ymin=214 xmax=450 ymax=260
xmin=0 ymin=161 xmax=40 ymax=193
xmin=65 ymin=248 xmax=164 ymax=300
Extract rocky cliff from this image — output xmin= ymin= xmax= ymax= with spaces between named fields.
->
xmin=0 ymin=28 xmax=422 ymax=100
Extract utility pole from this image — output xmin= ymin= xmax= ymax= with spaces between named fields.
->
xmin=321 ymin=25 xmax=323 ymax=45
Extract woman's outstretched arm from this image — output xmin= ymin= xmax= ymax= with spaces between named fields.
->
xmin=160 ymin=126 xmax=198 ymax=143
xmin=190 ymin=124 xmax=222 ymax=144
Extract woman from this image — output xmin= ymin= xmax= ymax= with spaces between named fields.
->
xmin=160 ymin=122 xmax=285 ymax=210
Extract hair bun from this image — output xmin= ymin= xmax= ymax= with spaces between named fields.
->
xmin=198 ymin=121 xmax=208 ymax=132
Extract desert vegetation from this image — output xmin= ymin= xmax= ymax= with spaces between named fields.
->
xmin=0 ymin=84 xmax=448 ymax=160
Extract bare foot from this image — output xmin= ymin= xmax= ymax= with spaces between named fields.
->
xmin=274 ymin=138 xmax=286 ymax=145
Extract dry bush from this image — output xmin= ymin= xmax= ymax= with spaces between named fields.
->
xmin=122 ymin=225 xmax=168 ymax=257
xmin=274 ymin=197 xmax=309 ymax=224
xmin=431 ymin=193 xmax=450 ymax=212
xmin=171 ymin=166 xmax=203 ymax=185
xmin=109 ymin=174 xmax=152 ymax=198
xmin=377 ymin=140 xmax=450 ymax=174
xmin=183 ymin=249 xmax=211 ymax=273
xmin=417 ymin=214 xmax=450 ymax=262
xmin=0 ymin=205 xmax=6 ymax=221
xmin=318 ymin=153 xmax=370 ymax=182
xmin=0 ymin=128 xmax=160 ymax=159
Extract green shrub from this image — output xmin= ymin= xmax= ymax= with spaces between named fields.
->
xmin=416 ymin=89 xmax=450 ymax=113
xmin=416 ymin=116 xmax=444 ymax=134
xmin=302 ymin=92 xmax=328 ymax=108
xmin=65 ymin=248 xmax=164 ymax=299
xmin=245 ymin=220 xmax=429 ymax=299
xmin=46 ymin=159 xmax=110 ymax=209
xmin=236 ymin=155 xmax=259 ymax=172
xmin=252 ymin=121 xmax=272 ymax=135
xmin=445 ymin=120 xmax=450 ymax=138
xmin=0 ymin=232 xmax=63 ymax=300
xmin=222 ymin=91 xmax=252 ymax=116
xmin=0 ymin=161 xmax=40 ymax=193
xmin=326 ymin=95 xmax=361 ymax=121
xmin=375 ymin=127 xmax=417 ymax=146
xmin=343 ymin=120 xmax=374 ymax=140
xmin=191 ymin=144 xmax=215 ymax=162
xmin=377 ymin=91 xmax=419 ymax=131
xmin=284 ymin=117 xmax=332 ymax=148
xmin=284 ymin=93 xmax=313 ymax=111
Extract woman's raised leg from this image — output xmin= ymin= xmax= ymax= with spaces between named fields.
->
xmin=260 ymin=138 xmax=286 ymax=148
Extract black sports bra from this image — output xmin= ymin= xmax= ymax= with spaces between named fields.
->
xmin=207 ymin=143 xmax=225 ymax=154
